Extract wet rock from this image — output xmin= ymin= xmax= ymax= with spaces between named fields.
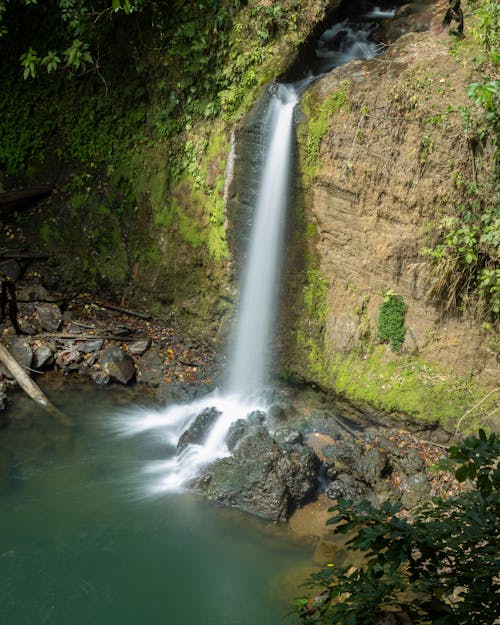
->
xmin=226 ymin=418 xmax=249 ymax=452
xmin=90 ymin=369 xmax=110 ymax=385
xmin=156 ymin=381 xmax=198 ymax=404
xmin=177 ymin=407 xmax=222 ymax=451
xmin=35 ymin=303 xmax=62 ymax=332
xmin=273 ymin=428 xmax=303 ymax=446
xmin=136 ymin=349 xmax=164 ymax=386
xmin=2 ymin=337 xmax=33 ymax=377
xmin=128 ymin=338 xmax=152 ymax=356
xmin=268 ymin=403 xmax=287 ymax=424
xmin=193 ymin=426 xmax=319 ymax=521
xmin=77 ymin=339 xmax=104 ymax=354
xmin=32 ymin=345 xmax=54 ymax=370
xmin=326 ymin=473 xmax=370 ymax=503
xmin=400 ymin=472 xmax=431 ymax=509
xmin=359 ymin=448 xmax=389 ymax=487
xmin=99 ymin=346 xmax=135 ymax=385
xmin=225 ymin=411 xmax=267 ymax=451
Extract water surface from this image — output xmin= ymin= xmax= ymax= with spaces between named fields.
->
xmin=0 ymin=385 xmax=312 ymax=625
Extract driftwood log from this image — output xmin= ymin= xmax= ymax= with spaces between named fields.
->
xmin=0 ymin=184 xmax=54 ymax=214
xmin=0 ymin=342 xmax=73 ymax=426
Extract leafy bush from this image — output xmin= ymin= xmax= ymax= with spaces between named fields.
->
xmin=377 ymin=291 xmax=407 ymax=353
xmin=297 ymin=430 xmax=500 ymax=625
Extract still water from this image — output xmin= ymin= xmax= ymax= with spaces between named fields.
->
xmin=0 ymin=384 xmax=312 ymax=625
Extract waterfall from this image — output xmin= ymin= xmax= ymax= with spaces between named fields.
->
xmin=116 ymin=85 xmax=299 ymax=493
xmin=228 ymin=85 xmax=298 ymax=394
xmin=116 ymin=4 xmax=400 ymax=494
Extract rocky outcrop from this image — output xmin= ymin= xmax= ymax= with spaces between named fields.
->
xmin=280 ymin=2 xmax=499 ymax=425
xmin=191 ymin=417 xmax=320 ymax=521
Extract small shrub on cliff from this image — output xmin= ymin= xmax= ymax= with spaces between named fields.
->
xmin=377 ymin=291 xmax=407 ymax=353
xmin=296 ymin=430 xmax=500 ymax=625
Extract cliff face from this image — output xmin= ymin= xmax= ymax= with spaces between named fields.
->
xmin=280 ymin=2 xmax=499 ymax=426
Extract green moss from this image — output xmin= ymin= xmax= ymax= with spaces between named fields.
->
xmin=304 ymin=268 xmax=328 ymax=322
xmin=288 ymin=338 xmax=494 ymax=430
xmin=377 ymin=291 xmax=408 ymax=353
xmin=299 ymin=84 xmax=349 ymax=186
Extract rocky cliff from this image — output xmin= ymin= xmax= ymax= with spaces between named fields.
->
xmin=279 ymin=1 xmax=499 ymax=428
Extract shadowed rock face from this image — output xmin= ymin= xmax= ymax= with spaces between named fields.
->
xmin=191 ymin=419 xmax=320 ymax=521
xmin=177 ymin=407 xmax=222 ymax=451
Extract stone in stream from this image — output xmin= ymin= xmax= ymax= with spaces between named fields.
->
xmin=77 ymin=339 xmax=104 ymax=354
xmin=99 ymin=346 xmax=135 ymax=384
xmin=177 ymin=407 xmax=222 ymax=451
xmin=1 ymin=337 xmax=33 ymax=378
xmin=35 ymin=303 xmax=62 ymax=332
xmin=193 ymin=423 xmax=320 ymax=522
xmin=128 ymin=338 xmax=151 ymax=356
xmin=32 ymin=345 xmax=54 ymax=370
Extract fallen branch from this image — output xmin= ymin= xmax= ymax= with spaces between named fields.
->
xmin=0 ymin=251 xmax=50 ymax=261
xmin=0 ymin=342 xmax=73 ymax=426
xmin=452 ymin=388 xmax=500 ymax=442
xmin=35 ymin=332 xmax=147 ymax=342
xmin=90 ymin=301 xmax=152 ymax=320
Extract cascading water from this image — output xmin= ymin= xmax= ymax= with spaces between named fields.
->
xmin=228 ymin=85 xmax=298 ymax=395
xmin=117 ymin=3 xmax=401 ymax=494
xmin=118 ymin=86 xmax=298 ymax=492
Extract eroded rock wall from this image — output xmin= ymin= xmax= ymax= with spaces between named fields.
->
xmin=281 ymin=3 xmax=499 ymax=426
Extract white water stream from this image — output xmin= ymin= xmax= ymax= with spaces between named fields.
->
xmin=117 ymin=6 xmax=399 ymax=493
xmin=118 ymin=86 xmax=298 ymax=492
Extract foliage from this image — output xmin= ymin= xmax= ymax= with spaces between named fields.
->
xmin=377 ymin=291 xmax=407 ymax=353
xmin=468 ymin=0 xmax=500 ymax=67
xmin=421 ymin=32 xmax=499 ymax=319
xmin=300 ymin=85 xmax=349 ymax=186
xmin=297 ymin=430 xmax=500 ymax=625
xmin=304 ymin=268 xmax=328 ymax=323
xmin=0 ymin=0 xmax=142 ymax=77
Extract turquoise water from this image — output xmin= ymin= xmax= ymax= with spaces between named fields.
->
xmin=0 ymin=385 xmax=312 ymax=625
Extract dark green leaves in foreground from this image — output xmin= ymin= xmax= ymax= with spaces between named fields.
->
xmin=298 ymin=430 xmax=500 ymax=625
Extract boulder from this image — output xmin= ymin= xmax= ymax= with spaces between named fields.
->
xmin=35 ymin=303 xmax=62 ymax=332
xmin=136 ymin=349 xmax=164 ymax=386
xmin=400 ymin=472 xmax=431 ymax=509
xmin=128 ymin=338 xmax=152 ymax=356
xmin=99 ymin=346 xmax=135 ymax=384
xmin=32 ymin=345 xmax=54 ymax=370
xmin=193 ymin=425 xmax=319 ymax=521
xmin=2 ymin=337 xmax=33 ymax=377
xmin=76 ymin=339 xmax=104 ymax=354
xmin=326 ymin=473 xmax=370 ymax=503
xmin=177 ymin=407 xmax=221 ymax=451
xmin=359 ymin=448 xmax=389 ymax=487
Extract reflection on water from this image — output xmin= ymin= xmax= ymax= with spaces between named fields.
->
xmin=0 ymin=384 xmax=312 ymax=625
